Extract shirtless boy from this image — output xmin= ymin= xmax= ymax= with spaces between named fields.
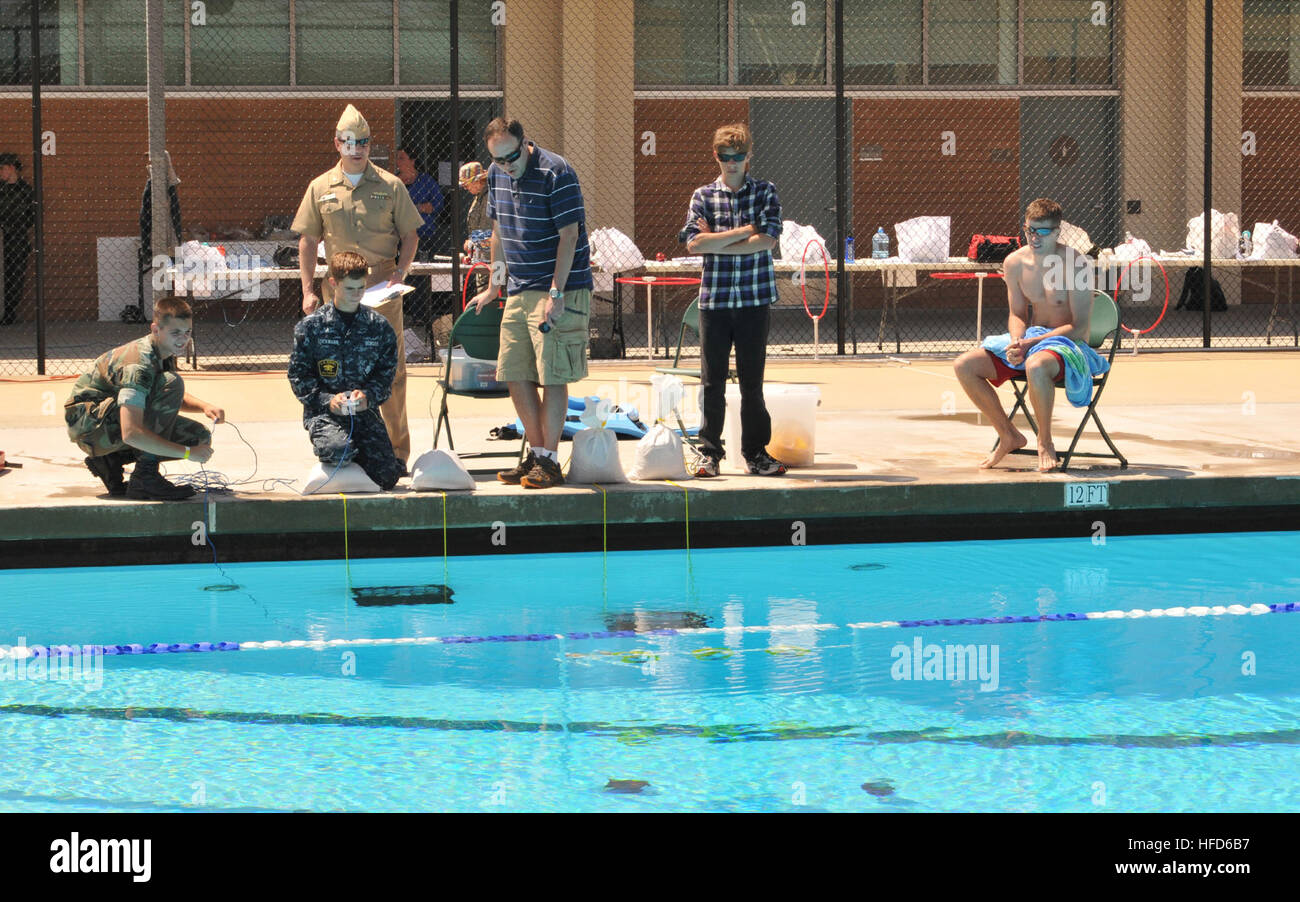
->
xmin=953 ymin=198 xmax=1094 ymax=472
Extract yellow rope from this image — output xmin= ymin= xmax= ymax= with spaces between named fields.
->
xmin=592 ymin=484 xmax=608 ymax=605
xmin=664 ymin=479 xmax=690 ymax=554
xmin=339 ymin=492 xmax=351 ymax=589
xmin=441 ymin=491 xmax=449 ymax=588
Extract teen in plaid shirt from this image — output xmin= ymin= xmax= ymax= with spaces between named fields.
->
xmin=680 ymin=123 xmax=786 ymax=477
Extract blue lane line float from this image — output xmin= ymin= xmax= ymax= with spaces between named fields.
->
xmin=4 ymin=602 xmax=1295 ymax=659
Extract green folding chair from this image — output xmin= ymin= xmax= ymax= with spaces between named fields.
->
xmin=997 ymin=289 xmax=1127 ymax=470
xmin=432 ymin=302 xmax=526 ymax=468
xmin=654 ymin=298 xmax=736 ymax=382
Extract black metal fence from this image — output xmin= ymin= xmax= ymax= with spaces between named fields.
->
xmin=0 ymin=0 xmax=1297 ymax=377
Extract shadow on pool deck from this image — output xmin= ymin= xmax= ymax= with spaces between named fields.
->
xmin=2 ymin=353 xmax=1298 ymax=564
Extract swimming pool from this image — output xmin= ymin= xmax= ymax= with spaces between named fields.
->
xmin=3 ymin=530 xmax=1298 ymax=812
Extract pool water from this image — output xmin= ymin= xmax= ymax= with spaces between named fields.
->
xmin=2 ymin=531 xmax=1299 ymax=812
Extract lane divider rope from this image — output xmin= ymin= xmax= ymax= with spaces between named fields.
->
xmin=7 ymin=602 xmax=1295 ymax=658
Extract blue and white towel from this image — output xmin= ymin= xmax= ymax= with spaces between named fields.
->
xmin=982 ymin=326 xmax=1110 ymax=408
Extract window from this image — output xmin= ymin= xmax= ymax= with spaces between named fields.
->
xmin=1023 ymin=0 xmax=1112 ymax=85
xmin=635 ymin=0 xmax=727 ymax=86
xmin=927 ymin=0 xmax=1017 ymax=85
xmin=191 ymin=0 xmax=290 ymax=86
xmin=1244 ymin=0 xmax=1300 ymax=87
xmin=399 ymin=0 xmax=497 ymax=85
xmin=83 ymin=0 xmax=184 ymax=86
xmin=295 ymin=0 xmax=393 ymax=86
xmin=737 ymin=0 xmax=825 ymax=85
xmin=0 ymin=0 xmax=74 ymax=85
xmin=843 ymin=0 xmax=922 ymax=85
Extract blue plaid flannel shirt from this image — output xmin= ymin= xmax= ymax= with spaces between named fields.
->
xmin=681 ymin=176 xmax=783 ymax=310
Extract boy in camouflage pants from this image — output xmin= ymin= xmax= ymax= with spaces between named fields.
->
xmin=65 ymin=296 xmax=223 ymax=500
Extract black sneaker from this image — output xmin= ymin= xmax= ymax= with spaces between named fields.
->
xmin=745 ymin=451 xmax=787 ymax=476
xmin=520 ymin=455 xmax=565 ymax=489
xmin=497 ymin=449 xmax=537 ymax=485
xmin=690 ymin=451 xmax=721 ymax=478
xmin=126 ymin=457 xmax=196 ymax=501
xmin=85 ymin=452 xmax=128 ymax=496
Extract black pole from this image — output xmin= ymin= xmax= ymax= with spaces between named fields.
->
xmin=1202 ymin=0 xmax=1212 ymax=347
xmin=833 ymin=0 xmax=846 ymax=354
xmin=30 ymin=0 xmax=46 ymax=374
xmin=450 ymin=0 xmax=462 ymax=309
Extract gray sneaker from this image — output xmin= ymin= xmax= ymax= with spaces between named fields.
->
xmin=745 ymin=451 xmax=787 ymax=476
xmin=690 ymin=451 xmax=721 ymax=478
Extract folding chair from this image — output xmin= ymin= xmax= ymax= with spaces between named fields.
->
xmin=997 ymin=289 xmax=1127 ymax=470
xmin=431 ymin=302 xmax=527 ymax=469
xmin=654 ymin=298 xmax=736 ymax=381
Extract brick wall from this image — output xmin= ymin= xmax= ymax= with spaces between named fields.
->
xmin=1241 ymin=97 xmax=1300 ymax=304
xmin=0 ymin=97 xmax=398 ymax=320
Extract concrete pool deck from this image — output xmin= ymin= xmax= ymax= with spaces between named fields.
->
xmin=2 ymin=352 xmax=1299 ymax=565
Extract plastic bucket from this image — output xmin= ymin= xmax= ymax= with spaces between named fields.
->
xmin=724 ymin=384 xmax=820 ymax=472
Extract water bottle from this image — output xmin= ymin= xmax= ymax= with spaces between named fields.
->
xmin=1241 ymin=230 xmax=1253 ymax=257
xmin=872 ymin=227 xmax=889 ymax=259
xmin=844 ymin=236 xmax=855 ymax=264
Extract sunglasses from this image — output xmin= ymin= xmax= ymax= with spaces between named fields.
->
xmin=716 ymin=150 xmax=748 ymax=162
xmin=492 ymin=144 xmax=525 ymax=165
xmin=1024 ymin=225 xmax=1057 ymax=236
xmin=338 ymin=137 xmax=371 ymax=148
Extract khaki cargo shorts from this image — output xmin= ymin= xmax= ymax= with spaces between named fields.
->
xmin=497 ymin=288 xmax=590 ymax=386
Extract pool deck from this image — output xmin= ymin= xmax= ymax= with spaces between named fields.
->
xmin=2 ymin=351 xmax=1299 ymax=565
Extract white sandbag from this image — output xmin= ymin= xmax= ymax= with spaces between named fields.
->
xmin=567 ymin=399 xmax=628 ymax=485
xmin=301 ymin=461 xmax=381 ymax=495
xmin=1186 ymin=209 xmax=1240 ymax=259
xmin=629 ymin=422 xmax=689 ymax=481
xmin=1250 ymin=220 xmax=1299 ymax=259
xmin=894 ymin=216 xmax=950 ymax=263
xmin=409 ymin=448 xmax=475 ymax=491
xmin=631 ymin=375 xmax=689 ymax=479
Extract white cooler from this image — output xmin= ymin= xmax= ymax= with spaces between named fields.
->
xmin=724 ymin=383 xmax=820 ymax=472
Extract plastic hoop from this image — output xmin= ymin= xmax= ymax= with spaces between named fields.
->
xmin=460 ymin=261 xmax=496 ymax=312
xmin=800 ymin=239 xmax=831 ymax=321
xmin=1114 ymin=255 xmax=1169 ymax=335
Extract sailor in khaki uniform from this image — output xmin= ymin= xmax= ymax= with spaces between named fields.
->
xmin=292 ymin=104 xmax=423 ymax=471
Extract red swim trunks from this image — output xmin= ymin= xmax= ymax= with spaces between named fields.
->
xmin=984 ymin=349 xmax=1065 ymax=387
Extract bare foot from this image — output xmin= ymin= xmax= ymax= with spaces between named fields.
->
xmin=1037 ymin=443 xmax=1059 ymax=472
xmin=980 ymin=430 xmax=1028 ymax=469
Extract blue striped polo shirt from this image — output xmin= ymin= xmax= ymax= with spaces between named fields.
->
xmin=486 ymin=143 xmax=593 ymax=294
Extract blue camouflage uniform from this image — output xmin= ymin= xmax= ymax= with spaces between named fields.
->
xmin=288 ymin=304 xmax=402 ymax=490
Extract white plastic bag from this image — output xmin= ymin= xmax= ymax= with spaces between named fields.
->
xmin=894 ymin=216 xmax=950 ymax=263
xmin=1057 ymin=220 xmax=1094 ymax=256
xmin=1186 ymin=209 xmax=1240 ymax=259
xmin=410 ymin=448 xmax=475 ymax=491
xmin=301 ymin=462 xmax=381 ymax=495
xmin=779 ymin=220 xmax=829 ymax=269
xmin=1112 ymin=235 xmax=1153 ymax=261
xmin=568 ymin=398 xmax=629 ymax=484
xmin=588 ymin=227 xmax=645 ymax=272
xmin=178 ymin=240 xmax=229 ymax=297
xmin=630 ymin=375 xmax=689 ymax=480
xmin=1250 ymin=220 xmax=1299 ymax=259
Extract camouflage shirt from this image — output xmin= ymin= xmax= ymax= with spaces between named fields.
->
xmin=288 ymin=304 xmax=397 ymax=420
xmin=65 ymin=335 xmax=177 ymax=411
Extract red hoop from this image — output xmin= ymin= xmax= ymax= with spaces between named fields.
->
xmin=1114 ymin=255 xmax=1170 ymax=335
xmin=460 ymin=261 xmax=497 ymax=312
xmin=800 ymin=239 xmax=831 ymax=321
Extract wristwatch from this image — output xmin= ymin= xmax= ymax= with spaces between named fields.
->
xmin=549 ymin=287 xmax=563 ymax=300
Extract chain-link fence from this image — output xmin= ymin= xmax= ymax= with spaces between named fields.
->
xmin=1 ymin=0 xmax=1297 ymax=377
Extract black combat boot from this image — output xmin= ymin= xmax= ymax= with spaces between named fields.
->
xmin=126 ymin=456 xmax=195 ymax=501
xmin=85 ymin=450 xmax=130 ymax=496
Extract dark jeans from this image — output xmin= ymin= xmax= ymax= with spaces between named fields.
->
xmin=697 ymin=303 xmax=772 ymax=461
xmin=2 ymin=239 xmax=30 ymax=325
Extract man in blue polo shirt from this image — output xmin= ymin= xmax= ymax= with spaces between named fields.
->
xmin=681 ymin=122 xmax=786 ymax=477
xmin=470 ymin=117 xmax=593 ymax=490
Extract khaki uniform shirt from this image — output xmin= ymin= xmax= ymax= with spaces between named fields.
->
xmin=292 ymin=162 xmax=424 ymax=269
